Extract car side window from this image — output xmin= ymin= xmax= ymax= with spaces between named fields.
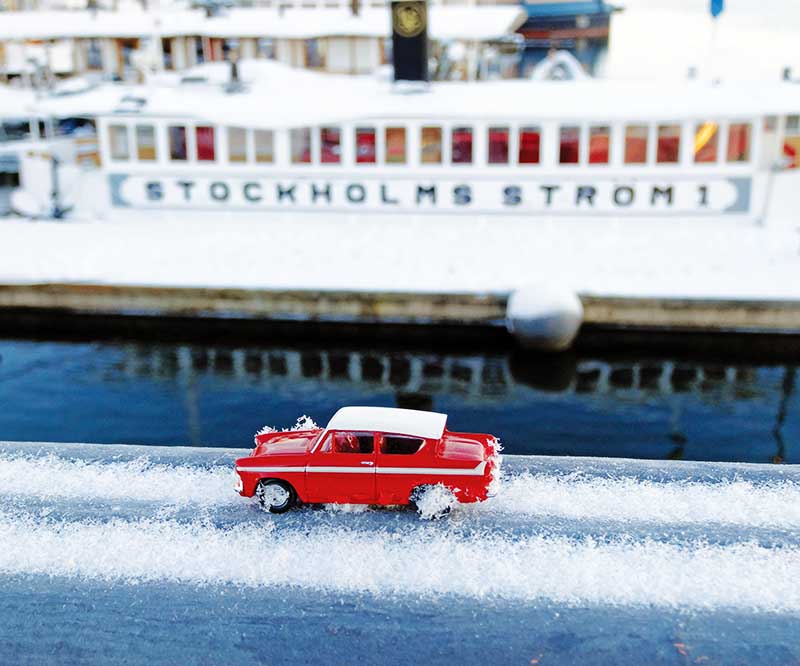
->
xmin=332 ymin=431 xmax=374 ymax=454
xmin=381 ymin=436 xmax=424 ymax=455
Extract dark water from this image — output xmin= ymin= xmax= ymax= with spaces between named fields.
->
xmin=0 ymin=337 xmax=796 ymax=462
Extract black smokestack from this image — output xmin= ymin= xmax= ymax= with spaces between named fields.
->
xmin=391 ymin=0 xmax=429 ymax=83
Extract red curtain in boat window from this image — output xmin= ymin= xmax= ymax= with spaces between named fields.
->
xmin=320 ymin=127 xmax=341 ymax=164
xmin=195 ymin=126 xmax=215 ymax=161
xmin=624 ymin=125 xmax=647 ymax=164
xmin=488 ymin=127 xmax=509 ymax=164
xmin=452 ymin=127 xmax=473 ymax=164
xmin=355 ymin=127 xmax=376 ymax=164
xmin=518 ymin=127 xmax=540 ymax=164
xmin=559 ymin=126 xmax=580 ymax=164
xmin=589 ymin=126 xmax=610 ymax=164
xmin=657 ymin=125 xmax=681 ymax=164
xmin=727 ymin=123 xmax=751 ymax=162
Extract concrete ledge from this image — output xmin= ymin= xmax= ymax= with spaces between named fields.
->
xmin=0 ymin=283 xmax=508 ymax=325
xmin=581 ymin=295 xmax=800 ymax=333
xmin=1 ymin=284 xmax=800 ymax=337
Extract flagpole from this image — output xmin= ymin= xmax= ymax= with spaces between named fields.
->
xmin=709 ymin=0 xmax=724 ymax=83
xmin=709 ymin=14 xmax=718 ymax=83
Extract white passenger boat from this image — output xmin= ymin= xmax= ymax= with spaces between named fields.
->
xmin=6 ymin=57 xmax=800 ymax=226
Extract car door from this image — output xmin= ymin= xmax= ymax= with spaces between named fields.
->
xmin=305 ymin=430 xmax=377 ymax=503
xmin=375 ymin=433 xmax=428 ymax=504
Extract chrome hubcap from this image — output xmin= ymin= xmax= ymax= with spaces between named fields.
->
xmin=262 ymin=484 xmax=290 ymax=507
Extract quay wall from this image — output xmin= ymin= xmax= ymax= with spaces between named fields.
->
xmin=0 ymin=283 xmax=799 ymax=352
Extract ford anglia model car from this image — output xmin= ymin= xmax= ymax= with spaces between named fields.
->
xmin=234 ymin=406 xmax=499 ymax=514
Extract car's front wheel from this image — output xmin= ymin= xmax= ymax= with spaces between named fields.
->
xmin=256 ymin=479 xmax=296 ymax=514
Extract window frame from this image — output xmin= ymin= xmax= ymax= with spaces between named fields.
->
xmin=726 ymin=120 xmax=752 ymax=164
xmin=355 ymin=126 xmax=377 ymax=165
xmin=518 ymin=125 xmax=541 ymax=166
xmin=451 ymin=125 xmax=473 ymax=165
xmin=135 ymin=124 xmax=157 ymax=162
xmin=623 ymin=123 xmax=648 ymax=165
xmin=254 ymin=129 xmax=275 ymax=164
xmin=420 ymin=125 xmax=443 ymax=165
xmin=487 ymin=125 xmax=510 ymax=166
xmin=327 ymin=431 xmax=376 ymax=455
xmin=320 ymin=126 xmax=341 ymax=164
xmin=195 ymin=125 xmax=216 ymax=162
xmin=558 ymin=125 xmax=581 ymax=165
xmin=227 ymin=126 xmax=248 ymax=163
xmin=167 ymin=124 xmax=188 ymax=162
xmin=108 ymin=123 xmax=131 ymax=161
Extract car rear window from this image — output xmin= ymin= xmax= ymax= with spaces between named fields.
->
xmin=381 ymin=436 xmax=424 ymax=455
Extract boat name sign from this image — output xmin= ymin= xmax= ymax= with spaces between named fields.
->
xmin=109 ymin=175 xmax=752 ymax=215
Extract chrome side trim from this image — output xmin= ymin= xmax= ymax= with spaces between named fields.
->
xmin=236 ymin=466 xmax=306 ymax=473
xmin=236 ymin=462 xmax=486 ymax=476
xmin=377 ymin=462 xmax=486 ymax=476
xmin=306 ymin=466 xmax=375 ymax=474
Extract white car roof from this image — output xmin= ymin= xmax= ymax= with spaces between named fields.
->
xmin=326 ymin=407 xmax=447 ymax=440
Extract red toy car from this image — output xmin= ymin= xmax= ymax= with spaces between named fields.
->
xmin=235 ymin=406 xmax=500 ymax=514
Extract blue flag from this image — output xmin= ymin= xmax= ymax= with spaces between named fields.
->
xmin=710 ymin=0 xmax=724 ymax=18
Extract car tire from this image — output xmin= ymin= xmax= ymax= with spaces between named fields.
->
xmin=409 ymin=485 xmax=454 ymax=520
xmin=256 ymin=479 xmax=296 ymax=514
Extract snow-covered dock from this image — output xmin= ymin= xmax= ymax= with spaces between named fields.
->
xmin=0 ymin=215 xmax=798 ymax=348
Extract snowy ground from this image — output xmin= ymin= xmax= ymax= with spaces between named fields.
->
xmin=1 ymin=441 xmax=799 ymax=664
xmin=0 ymin=214 xmax=798 ymax=301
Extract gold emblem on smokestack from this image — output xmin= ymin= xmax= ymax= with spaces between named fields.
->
xmin=393 ymin=1 xmax=427 ymax=38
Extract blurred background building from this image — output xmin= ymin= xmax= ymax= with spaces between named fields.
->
xmin=0 ymin=0 xmax=615 ymax=83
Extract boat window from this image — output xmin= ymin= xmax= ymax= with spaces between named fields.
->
xmin=451 ymin=126 xmax=473 ymax=164
xmin=656 ymin=124 xmax=681 ymax=164
xmin=727 ymin=122 xmax=751 ymax=162
xmin=135 ymin=125 xmax=157 ymax=161
xmin=0 ymin=119 xmax=31 ymax=142
xmin=488 ymin=126 xmax=509 ymax=164
xmin=290 ymin=128 xmax=311 ymax=164
xmin=784 ymin=115 xmax=800 ymax=168
xmin=108 ymin=124 xmax=130 ymax=161
xmin=332 ymin=431 xmax=374 ymax=454
xmin=385 ymin=126 xmax=406 ymax=164
xmin=195 ymin=126 xmax=215 ymax=162
xmin=624 ymin=124 xmax=648 ymax=164
xmin=381 ymin=436 xmax=424 ymax=455
xmin=694 ymin=121 xmax=719 ymax=163
xmin=228 ymin=127 xmax=247 ymax=163
xmin=320 ymin=126 xmax=341 ymax=164
xmin=588 ymin=125 xmax=610 ymax=164
xmin=254 ymin=130 xmax=274 ymax=163
xmin=168 ymin=125 xmax=187 ymax=161
xmin=420 ymin=126 xmax=442 ymax=164
xmin=257 ymin=37 xmax=275 ymax=59
xmin=355 ymin=127 xmax=376 ymax=164
xmin=559 ymin=126 xmax=580 ymax=164
xmin=518 ymin=126 xmax=540 ymax=164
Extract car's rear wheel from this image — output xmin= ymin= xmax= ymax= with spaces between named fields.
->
xmin=256 ymin=479 xmax=296 ymax=514
xmin=409 ymin=484 xmax=456 ymax=520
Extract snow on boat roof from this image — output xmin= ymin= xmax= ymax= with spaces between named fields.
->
xmin=0 ymin=6 xmax=525 ymax=41
xmin=326 ymin=407 xmax=448 ymax=440
xmin=68 ymin=60 xmax=800 ymax=127
xmin=0 ymin=84 xmax=37 ymax=118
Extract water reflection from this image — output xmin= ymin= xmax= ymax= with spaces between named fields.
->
xmin=0 ymin=337 xmax=795 ymax=462
xmin=75 ymin=341 xmax=797 ymax=463
xmin=109 ymin=344 xmax=783 ymax=407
